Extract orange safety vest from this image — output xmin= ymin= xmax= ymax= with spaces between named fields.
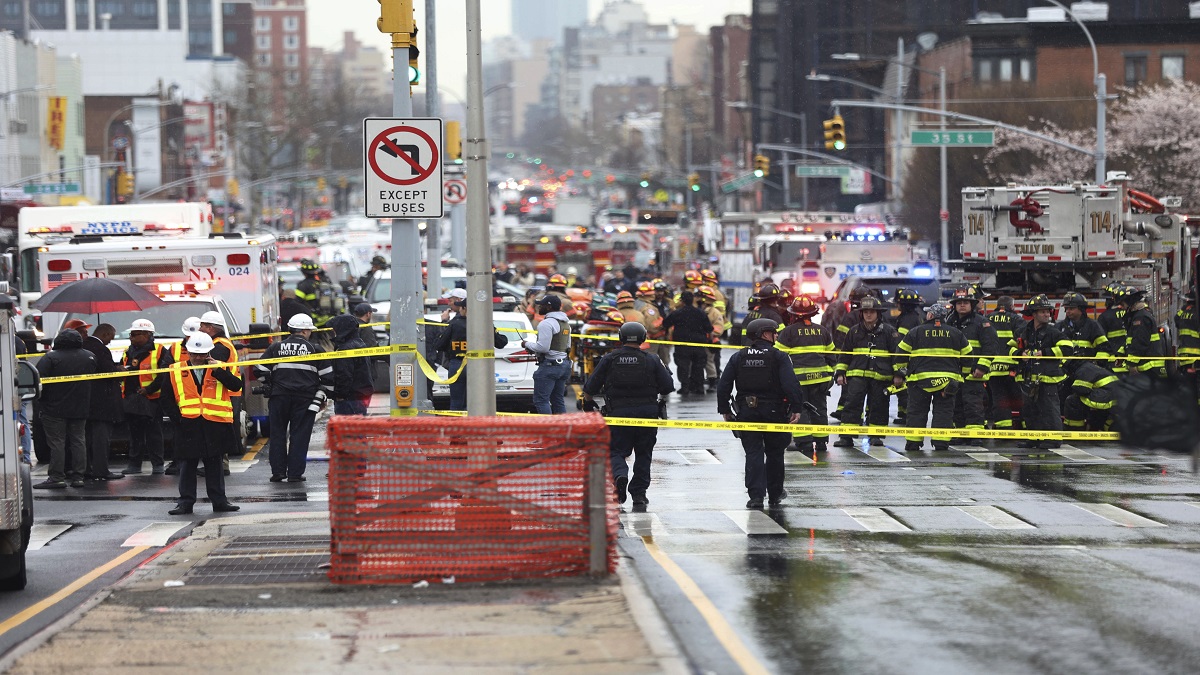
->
xmin=169 ymin=341 xmax=189 ymax=364
xmin=168 ymin=362 xmax=234 ymax=423
xmin=212 ymin=335 xmax=242 ymax=397
xmin=125 ymin=343 xmax=167 ymax=400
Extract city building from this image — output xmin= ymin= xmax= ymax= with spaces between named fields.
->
xmin=252 ymin=0 xmax=307 ymax=96
xmin=510 ymin=0 xmax=588 ymax=44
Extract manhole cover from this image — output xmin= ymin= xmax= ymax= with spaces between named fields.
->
xmin=183 ymin=535 xmax=330 ymax=585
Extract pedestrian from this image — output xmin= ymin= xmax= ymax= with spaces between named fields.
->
xmin=522 ymin=294 xmax=573 ymax=414
xmin=894 ymin=303 xmax=970 ymax=453
xmin=513 ymin=263 xmax=535 ymax=288
xmin=987 ymin=295 xmax=1026 ymax=430
xmin=717 ymin=318 xmax=806 ymax=509
xmin=776 ymin=295 xmax=836 ymax=454
xmin=328 ymin=314 xmax=374 ymax=416
xmin=121 ymin=319 xmax=174 ymax=475
xmin=253 ymin=314 xmax=334 ymax=482
xmin=833 ymin=296 xmax=900 ymax=448
xmin=1016 ymin=295 xmax=1072 ymax=449
xmin=582 ymin=322 xmax=674 ymax=508
xmin=353 ymin=302 xmax=379 ymax=348
xmin=160 ymin=332 xmax=242 ymax=515
xmin=946 ymin=285 xmax=1000 ymax=438
xmin=661 ymin=290 xmax=711 ymax=396
xmin=72 ymin=321 xmax=125 ymax=482
xmin=33 ymin=329 xmax=96 ymax=489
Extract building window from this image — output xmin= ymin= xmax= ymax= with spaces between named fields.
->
xmin=283 ymin=16 xmax=298 ymax=31
xmin=256 ymin=53 xmax=271 ymax=67
xmin=978 ymin=60 xmax=993 ymax=82
xmin=1162 ymin=55 xmax=1184 ymax=81
xmin=255 ymin=16 xmax=270 ymax=31
xmin=998 ymin=58 xmax=1013 ymax=82
xmin=283 ymin=34 xmax=299 ymax=50
xmin=1125 ymin=55 xmax=1147 ymax=86
xmin=223 ymin=3 xmax=235 ymax=16
xmin=96 ymin=1 xmax=122 ymax=17
xmin=34 ymin=0 xmax=62 ymax=15
xmin=1019 ymin=58 xmax=1033 ymax=82
xmin=285 ymin=71 xmax=300 ymax=85
xmin=256 ymin=34 xmax=270 ymax=50
xmin=132 ymin=0 xmax=155 ymax=18
xmin=224 ymin=30 xmax=237 ymax=46
xmin=284 ymin=52 xmax=299 ymax=67
xmin=2 ymin=1 xmax=20 ymax=19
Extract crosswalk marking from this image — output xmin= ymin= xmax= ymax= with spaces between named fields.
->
xmin=622 ymin=512 xmax=669 ymax=538
xmin=28 ymin=523 xmax=72 ymax=550
xmin=1189 ymin=502 xmax=1200 ymax=511
xmin=227 ymin=459 xmax=258 ymax=474
xmin=862 ymin=445 xmax=911 ymax=463
xmin=966 ymin=452 xmax=1011 ymax=463
xmin=122 ymin=522 xmax=188 ymax=547
xmin=842 ymin=507 xmax=910 ymax=532
xmin=723 ymin=510 xmax=788 ymax=535
xmin=950 ymin=445 xmax=989 ymax=452
xmin=956 ymin=505 xmax=1035 ymax=530
xmin=1051 ymin=445 xmax=1105 ymax=462
xmin=1074 ymin=503 xmax=1166 ymax=528
xmin=307 ymin=491 xmax=329 ymax=502
xmin=677 ymin=450 xmax=721 ymax=465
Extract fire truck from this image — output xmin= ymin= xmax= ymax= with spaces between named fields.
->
xmin=950 ymin=177 xmax=1190 ymax=330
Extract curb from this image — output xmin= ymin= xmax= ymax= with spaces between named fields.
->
xmin=618 ymin=555 xmax=693 ymax=675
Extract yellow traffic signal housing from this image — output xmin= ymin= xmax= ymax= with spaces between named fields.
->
xmin=753 ymin=154 xmax=770 ymax=177
xmin=446 ymin=121 xmax=462 ymax=163
xmin=377 ymin=0 xmax=414 ymax=34
xmin=317 ymin=177 xmax=327 ymax=191
xmin=688 ymin=173 xmax=701 ymax=191
xmin=824 ymin=115 xmax=846 ymax=151
xmin=117 ymin=171 xmax=134 ymax=197
xmin=226 ymin=178 xmax=239 ymax=198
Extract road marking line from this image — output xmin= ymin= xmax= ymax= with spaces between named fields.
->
xmin=1189 ymin=502 xmax=1200 ymax=510
xmin=306 ymin=491 xmax=329 ymax=502
xmin=863 ymin=446 xmax=911 ymax=463
xmin=966 ymin=452 xmax=1011 ymax=462
xmin=621 ymin=513 xmax=668 ymax=538
xmin=0 ymin=546 xmax=149 ymax=639
xmin=951 ymin=444 xmax=989 ymax=451
xmin=1051 ymin=445 xmax=1105 ymax=462
xmin=677 ymin=449 xmax=720 ymax=464
xmin=842 ymin=507 xmax=911 ymax=532
xmin=27 ymin=523 xmax=72 ymax=551
xmin=227 ymin=459 xmax=257 ymax=474
xmin=1074 ymin=503 xmax=1166 ymax=528
xmin=956 ymin=505 xmax=1035 ymax=530
xmin=122 ymin=523 xmax=188 ymax=547
xmin=640 ymin=537 xmax=772 ymax=675
xmin=723 ymin=510 xmax=788 ymax=535
xmin=242 ymin=437 xmax=267 ymax=461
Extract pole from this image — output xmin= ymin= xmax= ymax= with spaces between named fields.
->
xmin=782 ymin=156 xmax=790 ymax=208
xmin=424 ymin=0 xmax=441 ymax=299
xmin=465 ymin=0 xmax=496 ymax=416
xmin=451 ymin=204 xmax=466 ymax=261
xmin=390 ymin=24 xmax=429 ymax=416
xmin=800 ymin=112 xmax=808 ymax=211
xmin=1096 ymin=73 xmax=1106 ymax=184
xmin=684 ymin=127 xmax=693 ymax=213
xmin=938 ymin=66 xmax=949 ymax=262
xmin=892 ymin=38 xmax=904 ymax=204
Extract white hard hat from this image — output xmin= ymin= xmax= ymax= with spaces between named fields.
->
xmin=185 ymin=332 xmax=215 ymax=354
xmin=199 ymin=310 xmax=226 ymax=326
xmin=182 ymin=316 xmax=202 ymax=335
xmin=287 ymin=313 xmax=316 ymax=330
xmin=130 ymin=318 xmax=156 ymax=333
xmin=567 ymin=266 xmax=578 ymax=275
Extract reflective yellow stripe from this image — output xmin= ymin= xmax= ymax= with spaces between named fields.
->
xmin=1082 ymin=398 xmax=1115 ymax=410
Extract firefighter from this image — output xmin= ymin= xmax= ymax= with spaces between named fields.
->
xmin=1174 ymin=290 xmax=1200 ymax=393
xmin=1097 ymin=282 xmax=1128 ymax=375
xmin=886 ymin=289 xmax=926 ymax=425
xmin=356 ymin=254 xmax=389 ymax=292
xmin=700 ymin=268 xmax=728 ymax=322
xmin=834 ymin=296 xmax=901 ymax=447
xmin=987 ymin=295 xmax=1027 ymax=431
xmin=946 ymin=285 xmax=1000 ymax=438
xmin=634 ymin=281 xmax=668 ymax=361
xmin=894 ymin=303 xmax=970 ymax=453
xmin=1062 ymin=360 xmax=1120 ymax=432
xmin=777 ymin=295 xmax=836 ymax=454
xmin=616 ymin=291 xmax=644 ymax=325
xmin=716 ymin=318 xmax=806 ymax=509
xmin=830 ymin=286 xmax=874 ymax=421
xmin=697 ymin=286 xmax=726 ymax=391
xmin=1016 ymin=294 xmax=1073 ymax=449
xmin=740 ymin=283 xmax=785 ymax=344
xmin=1119 ymin=286 xmax=1166 ymax=377
xmin=1057 ymin=292 xmax=1109 ymax=362
xmin=776 ymin=288 xmax=795 ymax=327
xmin=543 ymin=274 xmax=577 ymax=320
xmin=294 ymin=259 xmax=337 ymax=328
xmin=582 ymin=322 xmax=674 ymax=509
xmin=652 ymin=279 xmax=673 ymax=318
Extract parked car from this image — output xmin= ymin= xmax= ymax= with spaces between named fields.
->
xmin=424 ymin=310 xmax=537 ymax=411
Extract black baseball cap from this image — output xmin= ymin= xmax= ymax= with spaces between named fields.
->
xmin=538 ymin=294 xmax=562 ymax=311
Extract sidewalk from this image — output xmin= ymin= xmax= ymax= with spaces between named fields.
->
xmin=6 ymin=436 xmax=690 ymax=674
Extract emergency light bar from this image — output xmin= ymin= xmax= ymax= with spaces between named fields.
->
xmin=156 ymin=282 xmax=211 ymax=293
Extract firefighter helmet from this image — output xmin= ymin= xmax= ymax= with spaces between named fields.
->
xmin=697 ymin=286 xmax=717 ymax=302
xmin=619 ymin=321 xmax=647 ymax=345
xmin=1024 ymin=294 xmax=1054 ymax=313
xmin=788 ymin=295 xmax=819 ymax=317
xmin=299 ymin=259 xmax=321 ymax=274
xmin=636 ymin=281 xmax=655 ymax=297
xmin=745 ymin=318 xmax=779 ymax=340
xmin=951 ymin=286 xmax=979 ymax=306
xmin=684 ymin=270 xmax=703 ymax=287
xmin=858 ymin=296 xmax=884 ymax=312
xmin=778 ymin=288 xmax=793 ymax=307
xmin=925 ymin=303 xmax=952 ymax=322
xmin=700 ymin=269 xmax=718 ymax=284
xmin=1118 ymin=285 xmax=1148 ymax=305
xmin=895 ymin=288 xmax=923 ymax=306
xmin=605 ymin=309 xmax=626 ymax=324
xmin=1061 ymin=292 xmax=1089 ymax=309
xmin=848 ymin=285 xmax=872 ymax=300
xmin=753 ymin=283 xmax=780 ymax=301
xmin=616 ymin=291 xmax=635 ymax=306
xmin=547 ymin=274 xmax=567 ymax=290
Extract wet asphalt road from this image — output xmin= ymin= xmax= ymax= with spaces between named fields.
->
xmin=620 ymin=386 xmax=1200 ymax=674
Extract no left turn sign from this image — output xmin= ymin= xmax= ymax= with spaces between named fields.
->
xmin=444 ymin=178 xmax=467 ymax=205
xmin=364 ymin=117 xmax=444 ymax=219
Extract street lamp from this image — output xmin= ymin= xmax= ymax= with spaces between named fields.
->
xmin=1041 ymin=0 xmax=1105 ymax=184
xmin=830 ymin=47 xmax=949 ymax=261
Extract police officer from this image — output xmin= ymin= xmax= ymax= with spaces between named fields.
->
xmin=523 ymin=294 xmax=573 ymax=414
xmin=894 ymin=303 xmax=970 ymax=453
xmin=253 ymin=314 xmax=334 ymax=482
xmin=1016 ymin=294 xmax=1073 ymax=449
xmin=834 ymin=296 xmax=901 ymax=448
xmin=987 ymin=296 xmax=1026 ymax=430
xmin=434 ymin=291 xmax=470 ymax=410
xmin=582 ymin=322 xmax=674 ymax=508
xmin=776 ymin=295 xmax=836 ymax=454
xmin=946 ymin=286 xmax=999 ymax=437
xmin=1119 ymin=286 xmax=1166 ymax=377
xmin=717 ymin=318 xmax=806 ymax=509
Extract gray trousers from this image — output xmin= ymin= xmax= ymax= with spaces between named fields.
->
xmin=43 ymin=414 xmax=87 ymax=482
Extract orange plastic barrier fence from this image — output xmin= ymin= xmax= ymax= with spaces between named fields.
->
xmin=327 ymin=413 xmax=618 ymax=584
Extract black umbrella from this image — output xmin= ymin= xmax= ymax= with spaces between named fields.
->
xmin=32 ymin=277 xmax=167 ymax=314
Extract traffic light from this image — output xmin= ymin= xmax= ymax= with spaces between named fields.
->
xmin=753 ymin=154 xmax=770 ymax=177
xmin=824 ymin=115 xmax=846 ymax=151
xmin=688 ymin=173 xmax=701 ymax=192
xmin=117 ymin=170 xmax=134 ymax=197
xmin=639 ymin=172 xmax=651 ymax=188
xmin=317 ymin=177 xmax=327 ymax=191
xmin=377 ymin=0 xmax=414 ymax=34
xmin=446 ymin=121 xmax=462 ymax=163
xmin=226 ymin=178 xmax=239 ymax=198
xmin=409 ymin=34 xmax=421 ymax=85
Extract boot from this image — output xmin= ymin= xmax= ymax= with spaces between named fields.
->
xmin=832 ymin=437 xmax=855 ymax=448
xmin=123 ymin=461 xmax=143 ymax=475
xmin=868 ymin=437 xmax=885 ymax=447
xmin=903 ymin=441 xmax=922 ymax=453
xmin=814 ymin=440 xmax=827 ymax=453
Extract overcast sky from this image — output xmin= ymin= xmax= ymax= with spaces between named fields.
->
xmin=310 ymin=0 xmax=751 ymax=101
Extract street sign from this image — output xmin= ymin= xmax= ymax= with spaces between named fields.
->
xmin=443 ymin=178 xmax=467 ymax=205
xmin=111 ymin=136 xmax=129 ymax=150
xmin=910 ymin=130 xmax=995 ymax=147
xmin=363 ymin=117 xmax=444 ymax=219
xmin=24 ymin=183 xmax=80 ymax=195
xmin=720 ymin=172 xmax=762 ymax=194
xmin=795 ymin=165 xmax=852 ymax=178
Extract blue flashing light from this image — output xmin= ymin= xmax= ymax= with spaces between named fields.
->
xmin=912 ymin=265 xmax=933 ymax=278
